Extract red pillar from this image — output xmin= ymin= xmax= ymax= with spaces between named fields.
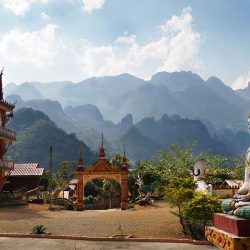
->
xmin=121 ymin=172 xmax=128 ymax=210
xmin=121 ymin=152 xmax=128 ymax=210
xmin=74 ymin=173 xmax=84 ymax=211
xmin=74 ymin=145 xmax=85 ymax=211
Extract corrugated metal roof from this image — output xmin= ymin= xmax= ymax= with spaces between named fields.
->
xmin=9 ymin=163 xmax=44 ymax=176
xmin=220 ymin=179 xmax=243 ymax=188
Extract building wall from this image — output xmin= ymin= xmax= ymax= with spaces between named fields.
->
xmin=213 ymin=187 xmax=239 ymax=198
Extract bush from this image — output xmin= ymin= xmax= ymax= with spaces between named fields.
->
xmin=126 ymin=203 xmax=135 ymax=209
xmin=182 ymin=193 xmax=222 ymax=239
xmin=48 ymin=205 xmax=65 ymax=211
xmin=85 ymin=195 xmax=94 ymax=204
xmin=32 ymin=225 xmax=47 ymax=234
xmin=164 ymin=177 xmax=221 ymax=239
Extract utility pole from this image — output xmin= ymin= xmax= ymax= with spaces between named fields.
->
xmin=49 ymin=145 xmax=52 ymax=210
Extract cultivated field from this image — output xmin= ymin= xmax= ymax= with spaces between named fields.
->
xmin=0 ymin=202 xmax=184 ymax=238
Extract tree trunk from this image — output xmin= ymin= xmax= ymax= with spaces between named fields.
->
xmin=178 ymin=206 xmax=187 ymax=235
xmin=109 ymin=196 xmax=112 ymax=209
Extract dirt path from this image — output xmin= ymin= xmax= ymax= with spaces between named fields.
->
xmin=0 ymin=202 xmax=184 ymax=238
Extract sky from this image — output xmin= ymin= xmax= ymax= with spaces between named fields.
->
xmin=0 ymin=0 xmax=250 ymax=89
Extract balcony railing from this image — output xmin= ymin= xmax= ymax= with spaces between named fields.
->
xmin=0 ymin=127 xmax=16 ymax=141
xmin=0 ymin=159 xmax=14 ymax=170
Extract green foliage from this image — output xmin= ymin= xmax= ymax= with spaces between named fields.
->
xmin=133 ymin=143 xmax=204 ymax=195
xmin=164 ymin=177 xmax=221 ymax=239
xmin=165 ymin=177 xmax=197 ymax=208
xmin=57 ymin=161 xmax=74 ymax=181
xmin=110 ymin=154 xmax=123 ymax=169
xmin=31 ymin=225 xmax=47 ymax=234
xmin=127 ymin=171 xmax=138 ymax=202
xmin=183 ymin=193 xmax=222 ymax=226
xmin=126 ymin=203 xmax=134 ymax=209
xmin=182 ymin=193 xmax=221 ymax=239
xmin=48 ymin=205 xmax=65 ymax=211
xmin=206 ymin=155 xmax=244 ymax=185
xmin=55 ymin=161 xmax=75 ymax=189
xmin=84 ymin=179 xmax=103 ymax=197
xmin=103 ymin=179 xmax=120 ymax=209
xmin=85 ymin=195 xmax=94 ymax=204
xmin=40 ymin=170 xmax=57 ymax=191
xmin=85 ymin=195 xmax=100 ymax=204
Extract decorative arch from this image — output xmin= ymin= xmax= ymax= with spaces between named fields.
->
xmin=74 ymin=139 xmax=128 ymax=211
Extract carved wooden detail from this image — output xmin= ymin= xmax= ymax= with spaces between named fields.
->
xmin=205 ymin=226 xmax=250 ymax=250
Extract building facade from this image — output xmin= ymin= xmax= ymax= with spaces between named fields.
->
xmin=0 ymin=69 xmax=16 ymax=192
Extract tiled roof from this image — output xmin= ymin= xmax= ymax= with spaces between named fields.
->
xmin=9 ymin=163 xmax=44 ymax=176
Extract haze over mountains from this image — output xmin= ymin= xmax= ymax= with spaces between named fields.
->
xmin=6 ymin=108 xmax=96 ymax=170
xmin=5 ymin=71 xmax=250 ymax=162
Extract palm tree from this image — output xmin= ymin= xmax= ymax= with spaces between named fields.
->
xmin=103 ymin=179 xmax=120 ymax=209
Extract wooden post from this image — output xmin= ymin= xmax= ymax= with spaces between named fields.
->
xmin=49 ymin=146 xmax=52 ymax=209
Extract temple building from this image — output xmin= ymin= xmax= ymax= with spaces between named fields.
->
xmin=0 ymin=69 xmax=16 ymax=192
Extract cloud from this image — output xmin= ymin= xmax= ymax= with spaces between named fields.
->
xmin=81 ymin=0 xmax=105 ymax=13
xmin=40 ymin=11 xmax=50 ymax=21
xmin=232 ymin=71 xmax=250 ymax=90
xmin=0 ymin=24 xmax=63 ymax=68
xmin=0 ymin=7 xmax=203 ymax=83
xmin=77 ymin=7 xmax=203 ymax=79
xmin=158 ymin=7 xmax=202 ymax=73
xmin=1 ymin=0 xmax=49 ymax=16
xmin=115 ymin=34 xmax=136 ymax=44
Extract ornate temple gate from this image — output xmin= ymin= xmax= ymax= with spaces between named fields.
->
xmin=74 ymin=143 xmax=128 ymax=211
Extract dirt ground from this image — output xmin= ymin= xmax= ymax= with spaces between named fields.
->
xmin=0 ymin=202 xmax=185 ymax=238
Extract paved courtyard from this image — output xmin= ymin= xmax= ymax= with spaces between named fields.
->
xmin=0 ymin=237 xmax=218 ymax=250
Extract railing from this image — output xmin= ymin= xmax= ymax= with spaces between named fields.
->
xmin=0 ymin=159 xmax=14 ymax=170
xmin=0 ymin=127 xmax=16 ymax=141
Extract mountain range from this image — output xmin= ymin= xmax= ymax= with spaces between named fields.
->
xmin=5 ymin=71 xmax=250 ymax=132
xmin=6 ymin=108 xmax=96 ymax=171
xmin=4 ymin=71 xmax=250 ymax=162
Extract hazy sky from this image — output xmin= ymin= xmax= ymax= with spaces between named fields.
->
xmin=0 ymin=0 xmax=249 ymax=89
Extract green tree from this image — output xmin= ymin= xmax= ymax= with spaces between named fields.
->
xmin=206 ymin=155 xmax=244 ymax=185
xmin=133 ymin=143 xmax=205 ymax=196
xmin=164 ymin=177 xmax=197 ymax=234
xmin=110 ymin=154 xmax=123 ymax=168
xmin=164 ymin=177 xmax=221 ymax=239
xmin=102 ymin=179 xmax=120 ymax=209
xmin=56 ymin=161 xmax=75 ymax=183
xmin=40 ymin=170 xmax=57 ymax=191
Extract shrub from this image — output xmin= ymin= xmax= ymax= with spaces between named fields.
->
xmin=48 ymin=205 xmax=65 ymax=211
xmin=182 ymin=193 xmax=222 ymax=239
xmin=32 ymin=225 xmax=47 ymax=234
xmin=126 ymin=203 xmax=134 ymax=209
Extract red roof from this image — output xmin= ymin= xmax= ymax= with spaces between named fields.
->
xmin=9 ymin=163 xmax=44 ymax=176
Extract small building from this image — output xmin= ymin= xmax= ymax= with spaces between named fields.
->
xmin=0 ymin=69 xmax=16 ymax=192
xmin=213 ymin=179 xmax=243 ymax=198
xmin=219 ymin=179 xmax=243 ymax=189
xmin=3 ymin=163 xmax=44 ymax=192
